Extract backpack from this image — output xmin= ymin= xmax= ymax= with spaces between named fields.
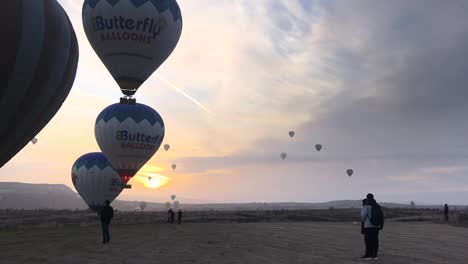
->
xmin=370 ymin=203 xmax=384 ymax=227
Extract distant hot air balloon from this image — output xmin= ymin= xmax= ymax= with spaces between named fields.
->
xmin=148 ymin=176 xmax=152 ymax=181
xmin=280 ymin=153 xmax=287 ymax=160
xmin=171 ymin=194 xmax=176 ymax=200
xmin=171 ymin=164 xmax=176 ymax=170
xmin=173 ymin=200 xmax=180 ymax=209
xmin=0 ymin=0 xmax=79 ymax=168
xmin=82 ymin=0 xmax=183 ymax=96
xmin=139 ymin=201 xmax=147 ymax=211
xmin=164 ymin=144 xmax=170 ymax=151
xmin=72 ymin=152 xmax=124 ymax=212
xmin=289 ymin=131 xmax=295 ymax=138
xmin=95 ymin=102 xmax=165 ymax=184
xmin=165 ymin=202 xmax=171 ymax=209
xmin=31 ymin=138 xmax=38 ymax=145
xmin=315 ymin=144 xmax=322 ymax=152
xmin=346 ymin=169 xmax=353 ymax=177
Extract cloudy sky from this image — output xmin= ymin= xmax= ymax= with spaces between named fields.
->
xmin=2 ymin=0 xmax=468 ymax=204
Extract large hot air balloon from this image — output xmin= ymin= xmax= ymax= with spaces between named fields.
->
xmin=72 ymin=152 xmax=124 ymax=212
xmin=315 ymin=144 xmax=322 ymax=152
xmin=289 ymin=131 xmax=295 ymax=138
xmin=95 ymin=102 xmax=165 ymax=184
xmin=82 ymin=0 xmax=183 ymax=96
xmin=164 ymin=144 xmax=170 ymax=151
xmin=171 ymin=194 xmax=176 ymax=200
xmin=346 ymin=169 xmax=353 ymax=177
xmin=280 ymin=153 xmax=287 ymax=160
xmin=0 ymin=0 xmax=79 ymax=168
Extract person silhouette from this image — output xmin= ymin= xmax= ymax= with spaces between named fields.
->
xmin=170 ymin=209 xmax=175 ymax=224
xmin=444 ymin=204 xmax=449 ymax=222
xmin=360 ymin=193 xmax=384 ymax=260
xmin=177 ymin=209 xmax=183 ymax=224
xmin=100 ymin=200 xmax=114 ymax=244
xmin=167 ymin=208 xmax=173 ymax=223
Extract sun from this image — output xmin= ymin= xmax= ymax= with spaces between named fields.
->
xmin=136 ymin=172 xmax=170 ymax=189
xmin=148 ymin=177 xmax=164 ymax=188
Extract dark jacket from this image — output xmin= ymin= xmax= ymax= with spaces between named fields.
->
xmin=100 ymin=205 xmax=114 ymax=224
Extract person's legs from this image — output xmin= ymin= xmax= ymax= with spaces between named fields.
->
xmin=105 ymin=223 xmax=110 ymax=242
xmin=368 ymin=228 xmax=379 ymax=258
xmin=101 ymin=222 xmax=107 ymax=243
xmin=363 ymin=229 xmax=371 ymax=257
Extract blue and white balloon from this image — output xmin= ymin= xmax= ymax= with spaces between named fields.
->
xmin=72 ymin=152 xmax=124 ymax=212
xmin=95 ymin=102 xmax=165 ymax=183
xmin=0 ymin=0 xmax=79 ymax=167
xmin=82 ymin=0 xmax=183 ymax=96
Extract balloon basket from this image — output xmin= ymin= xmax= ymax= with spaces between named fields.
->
xmin=120 ymin=97 xmax=136 ymax=104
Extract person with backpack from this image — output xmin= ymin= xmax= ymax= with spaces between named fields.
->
xmin=360 ymin=193 xmax=384 ymax=260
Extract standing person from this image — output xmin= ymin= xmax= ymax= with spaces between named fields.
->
xmin=360 ymin=193 xmax=384 ymax=260
xmin=170 ymin=209 xmax=175 ymax=224
xmin=177 ymin=209 xmax=183 ymax=224
xmin=444 ymin=204 xmax=449 ymax=222
xmin=100 ymin=200 xmax=114 ymax=244
xmin=167 ymin=208 xmax=173 ymax=223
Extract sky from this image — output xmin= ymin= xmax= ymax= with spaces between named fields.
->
xmin=1 ymin=0 xmax=468 ymax=205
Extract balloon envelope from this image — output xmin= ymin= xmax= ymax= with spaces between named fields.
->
xmin=31 ymin=138 xmax=38 ymax=145
xmin=95 ymin=102 xmax=165 ymax=184
xmin=173 ymin=200 xmax=180 ymax=209
xmin=315 ymin=144 xmax=322 ymax=152
xmin=280 ymin=153 xmax=287 ymax=160
xmin=346 ymin=169 xmax=353 ymax=177
xmin=139 ymin=201 xmax=147 ymax=210
xmin=171 ymin=164 xmax=176 ymax=170
xmin=165 ymin=202 xmax=171 ymax=209
xmin=82 ymin=0 xmax=183 ymax=96
xmin=289 ymin=131 xmax=295 ymax=138
xmin=171 ymin=194 xmax=176 ymax=200
xmin=0 ymin=0 xmax=79 ymax=167
xmin=164 ymin=144 xmax=170 ymax=151
xmin=72 ymin=152 xmax=124 ymax=212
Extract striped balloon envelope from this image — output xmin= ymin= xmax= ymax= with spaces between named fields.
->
xmin=82 ymin=0 xmax=183 ymax=96
xmin=72 ymin=152 xmax=125 ymax=212
xmin=95 ymin=102 xmax=165 ymax=183
xmin=0 ymin=0 xmax=79 ymax=167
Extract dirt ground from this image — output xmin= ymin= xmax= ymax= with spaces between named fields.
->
xmin=1 ymin=222 xmax=467 ymax=264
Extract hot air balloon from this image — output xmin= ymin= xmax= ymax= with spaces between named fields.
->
xmin=0 ymin=0 xmax=79 ymax=168
xmin=171 ymin=194 xmax=176 ymax=200
xmin=82 ymin=0 xmax=183 ymax=96
xmin=171 ymin=164 xmax=176 ymax=170
xmin=346 ymin=169 xmax=353 ymax=177
xmin=95 ymin=102 xmax=165 ymax=184
xmin=164 ymin=144 xmax=170 ymax=151
xmin=139 ymin=201 xmax=147 ymax=211
xmin=72 ymin=152 xmax=124 ymax=212
xmin=289 ymin=131 xmax=295 ymax=138
xmin=280 ymin=153 xmax=287 ymax=160
xmin=31 ymin=138 xmax=38 ymax=145
xmin=315 ymin=144 xmax=322 ymax=152
xmin=165 ymin=202 xmax=171 ymax=209
xmin=173 ymin=200 xmax=180 ymax=209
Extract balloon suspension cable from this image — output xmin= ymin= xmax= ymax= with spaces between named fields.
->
xmin=120 ymin=96 xmax=136 ymax=104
